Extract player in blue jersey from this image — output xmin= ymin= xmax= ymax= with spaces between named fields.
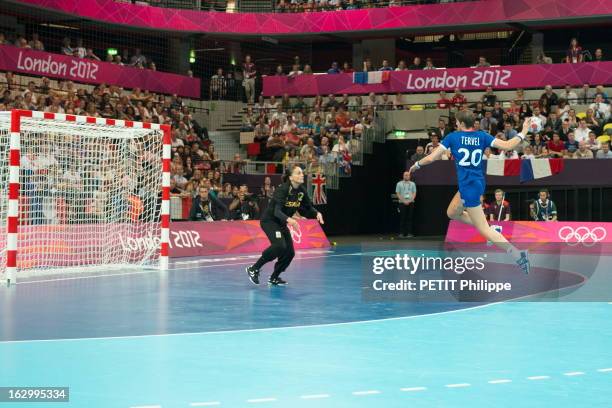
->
xmin=409 ymin=111 xmax=531 ymax=274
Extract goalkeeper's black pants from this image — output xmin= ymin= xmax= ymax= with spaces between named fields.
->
xmin=253 ymin=219 xmax=295 ymax=278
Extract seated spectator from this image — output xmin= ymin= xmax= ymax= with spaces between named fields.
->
xmin=425 ymin=133 xmax=441 ymax=155
xmin=189 ymin=186 xmax=229 ymax=221
xmin=74 ymin=38 xmax=86 ymax=58
xmin=325 ymin=94 xmax=340 ymax=110
xmin=281 ymin=93 xmax=292 ymax=111
xmin=481 ymin=86 xmax=497 ymax=109
xmin=575 ymin=141 xmax=594 ymax=159
xmin=130 ymin=48 xmax=147 ymax=66
xmin=547 ymin=112 xmax=562 ymax=132
xmin=394 ymin=93 xmax=406 ymax=110
xmin=241 ymin=107 xmax=256 ymax=131
xmin=566 ymin=38 xmax=583 ymax=63
xmin=522 ymin=145 xmax=536 ymax=159
xmin=229 ymin=185 xmax=259 ymax=220
xmin=380 ymin=94 xmax=393 ymax=110
xmin=594 ymin=48 xmax=604 ymax=62
xmin=451 ymin=88 xmax=466 ymax=108
xmin=560 ymin=85 xmax=578 ymax=105
xmin=274 ymin=64 xmax=284 ymax=76
xmin=589 ymin=94 xmax=610 ymax=122
xmin=564 ymin=132 xmax=579 ymax=154
xmin=574 ymin=119 xmax=591 ymax=143
xmin=379 ymin=60 xmax=393 ymax=71
xmin=327 ymin=61 xmax=341 ymax=74
xmin=410 ymin=145 xmax=426 ymax=163
xmin=342 ymin=62 xmax=354 ymax=73
xmin=423 ymin=58 xmax=436 ymax=70
xmin=537 ymin=146 xmax=552 ymax=158
xmin=408 ymin=57 xmax=422 ymax=70
xmin=546 ymin=133 xmax=565 ymax=157
xmin=28 ymin=33 xmax=44 ymax=51
xmin=395 ymin=60 xmax=407 ymax=71
xmin=596 ymin=142 xmax=612 ymax=159
xmin=363 ymin=92 xmax=378 ymax=109
xmin=287 ymin=64 xmax=303 ymax=78
xmin=61 ymin=37 xmax=73 ymax=55
xmin=437 ymin=91 xmax=451 ymax=109
xmin=540 ymin=85 xmax=558 ymax=113
xmin=586 ymin=132 xmax=601 ymax=152
xmin=579 ymin=83 xmax=594 ymax=104
xmin=594 ymin=85 xmax=609 ymax=102
xmin=476 ymin=56 xmax=491 ymax=67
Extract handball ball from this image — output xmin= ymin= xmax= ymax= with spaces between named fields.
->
xmin=529 ymin=116 xmax=543 ymax=133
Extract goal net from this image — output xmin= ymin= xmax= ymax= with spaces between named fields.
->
xmin=0 ymin=110 xmax=170 ymax=283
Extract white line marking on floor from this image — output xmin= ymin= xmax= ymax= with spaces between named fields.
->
xmin=488 ymin=379 xmax=512 ymax=384
xmin=445 ymin=383 xmax=471 ymax=388
xmin=246 ymin=398 xmax=277 ymax=403
xmin=190 ymin=402 xmax=221 ymax=407
xmin=564 ymin=372 xmax=585 ymax=376
xmin=527 ymin=376 xmax=550 ymax=380
xmin=299 ymin=394 xmax=330 ymax=399
xmin=400 ymin=387 xmax=427 ymax=392
xmin=352 ymin=390 xmax=381 ymax=396
xmin=597 ymin=368 xmax=612 ymax=372
xmin=130 ymin=405 xmax=161 ymax=408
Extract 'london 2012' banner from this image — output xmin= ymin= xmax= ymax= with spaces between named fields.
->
xmin=0 ymin=44 xmax=201 ymax=98
xmin=263 ymin=62 xmax=612 ymax=96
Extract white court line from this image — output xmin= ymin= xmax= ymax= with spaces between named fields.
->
xmin=400 ymin=387 xmax=427 ymax=392
xmin=352 ymin=390 xmax=381 ymax=396
xmin=246 ymin=398 xmax=277 ymax=403
xmin=488 ymin=379 xmax=512 ymax=384
xmin=564 ymin=372 xmax=585 ymax=376
xmin=597 ymin=368 xmax=612 ymax=372
xmin=527 ymin=376 xmax=550 ymax=381
xmin=130 ymin=405 xmax=161 ymax=408
xmin=300 ymin=394 xmax=330 ymax=399
xmin=190 ymin=402 xmax=221 ymax=407
xmin=445 ymin=383 xmax=471 ymax=388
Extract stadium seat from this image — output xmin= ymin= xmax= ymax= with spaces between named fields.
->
xmin=597 ymin=135 xmax=610 ymax=144
xmin=576 ymin=112 xmax=587 ymax=119
xmin=411 ymin=105 xmax=424 ymax=111
xmin=604 ymin=123 xmax=612 ymax=132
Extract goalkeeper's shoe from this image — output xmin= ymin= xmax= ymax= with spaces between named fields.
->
xmin=268 ymin=277 xmax=288 ymax=286
xmin=246 ymin=266 xmax=260 ymax=285
xmin=516 ymin=250 xmax=530 ymax=275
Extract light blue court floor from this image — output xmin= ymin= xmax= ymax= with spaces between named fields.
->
xmin=1 ymin=242 xmax=611 ymax=408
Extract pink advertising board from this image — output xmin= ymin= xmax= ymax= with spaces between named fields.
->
xmin=445 ymin=220 xmax=612 ymax=254
xmin=0 ymin=44 xmax=201 ymax=98
xmin=263 ymin=62 xmax=612 ymax=96
xmin=167 ymin=219 xmax=330 ymax=257
xmin=12 ymin=0 xmax=612 ymax=36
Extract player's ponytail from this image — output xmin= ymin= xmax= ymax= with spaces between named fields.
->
xmin=282 ymin=166 xmax=293 ymax=183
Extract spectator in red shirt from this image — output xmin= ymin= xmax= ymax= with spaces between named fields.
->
xmin=546 ymin=132 xmax=565 ymax=157
xmin=451 ymin=88 xmax=466 ymax=108
xmin=437 ymin=90 xmax=451 ymax=109
xmin=342 ymin=62 xmax=354 ymax=73
xmin=566 ymin=38 xmax=583 ymax=64
xmin=489 ymin=189 xmax=511 ymax=221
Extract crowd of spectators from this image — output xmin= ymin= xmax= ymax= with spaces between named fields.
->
xmin=0 ymin=32 xmax=161 ymax=72
xmin=409 ymin=84 xmax=612 ymax=161
xmin=241 ymin=92 xmax=384 ymax=176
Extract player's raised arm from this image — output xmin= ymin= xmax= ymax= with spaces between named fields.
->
xmin=491 ymin=118 xmax=531 ymax=151
xmin=408 ymin=145 xmax=447 ymax=173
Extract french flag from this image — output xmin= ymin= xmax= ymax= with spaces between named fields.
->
xmin=486 ymin=159 xmax=521 ymax=177
xmin=353 ymin=71 xmax=391 ymax=84
xmin=520 ymin=158 xmax=564 ymax=183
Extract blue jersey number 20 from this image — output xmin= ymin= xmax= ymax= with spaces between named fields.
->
xmin=457 ymin=148 xmax=483 ymax=167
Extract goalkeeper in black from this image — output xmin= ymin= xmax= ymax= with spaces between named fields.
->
xmin=246 ymin=165 xmax=324 ymax=286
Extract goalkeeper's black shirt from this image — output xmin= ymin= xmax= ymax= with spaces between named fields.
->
xmin=261 ymin=182 xmax=317 ymax=224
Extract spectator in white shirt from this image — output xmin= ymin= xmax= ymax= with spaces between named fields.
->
xmin=287 ymin=64 xmax=303 ymax=78
xmin=596 ymin=142 xmax=612 ymax=159
xmin=575 ymin=141 xmax=594 ymax=159
xmin=560 ymin=85 xmax=578 ymax=106
xmin=586 ymin=132 xmax=601 ymax=152
xmin=74 ymin=38 xmax=86 ymax=58
xmin=574 ymin=119 xmax=591 ymax=143
xmin=589 ymin=94 xmax=610 ymax=121
xmin=61 ymin=37 xmax=73 ymax=56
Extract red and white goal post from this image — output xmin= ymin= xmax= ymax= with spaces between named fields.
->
xmin=0 ymin=110 xmax=171 ymax=285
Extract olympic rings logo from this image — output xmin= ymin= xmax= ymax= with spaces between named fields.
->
xmin=288 ymin=223 xmax=303 ymax=244
xmin=558 ymin=226 xmax=607 ymax=246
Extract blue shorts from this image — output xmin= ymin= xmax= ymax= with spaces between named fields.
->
xmin=459 ymin=179 xmax=485 ymax=208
